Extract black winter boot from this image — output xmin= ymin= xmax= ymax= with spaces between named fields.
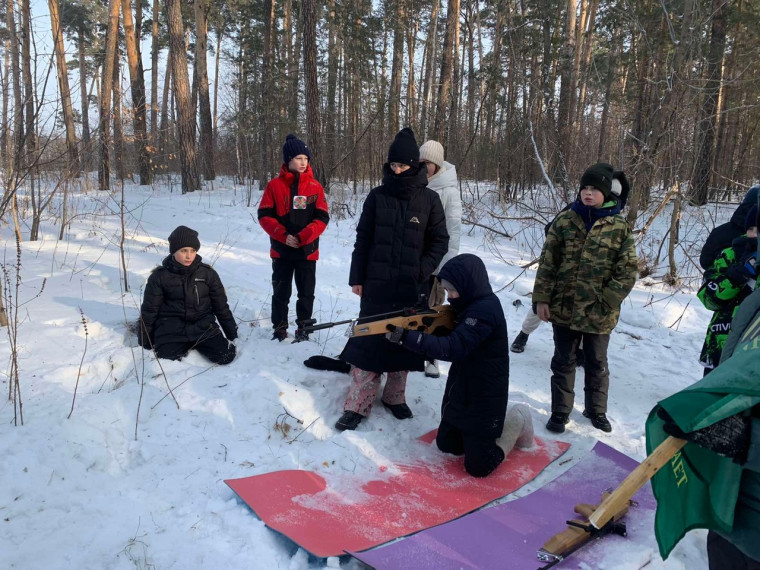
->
xmin=583 ymin=410 xmax=612 ymax=432
xmin=293 ymin=329 xmax=309 ymax=343
xmin=510 ymin=331 xmax=529 ymax=353
xmin=272 ymin=329 xmax=288 ymax=342
xmin=382 ymin=400 xmax=413 ymax=419
xmin=335 ymin=411 xmax=364 ymax=431
xmin=546 ymin=412 xmax=570 ymax=433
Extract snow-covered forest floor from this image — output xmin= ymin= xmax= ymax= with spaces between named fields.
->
xmin=0 ymin=176 xmax=725 ymax=569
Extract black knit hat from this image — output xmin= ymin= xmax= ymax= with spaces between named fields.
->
xmin=580 ymin=162 xmax=615 ymax=199
xmin=282 ymin=134 xmax=311 ymax=164
xmin=387 ymin=127 xmax=420 ymax=167
xmin=168 ymin=225 xmax=200 ymax=254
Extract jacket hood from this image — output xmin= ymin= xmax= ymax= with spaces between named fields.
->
xmin=425 ymin=161 xmax=457 ymax=191
xmin=437 ymin=253 xmax=493 ymax=305
xmin=730 ymin=186 xmax=759 ymax=226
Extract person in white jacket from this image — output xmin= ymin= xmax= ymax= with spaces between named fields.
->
xmin=419 ymin=140 xmax=463 ymax=378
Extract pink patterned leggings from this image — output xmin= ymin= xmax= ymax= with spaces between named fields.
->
xmin=343 ymin=367 xmax=409 ymax=416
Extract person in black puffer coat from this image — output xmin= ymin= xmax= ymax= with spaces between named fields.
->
xmin=335 ymin=128 xmax=449 ymax=431
xmin=138 ymin=226 xmax=237 ymax=364
xmin=386 ymin=254 xmax=534 ymax=477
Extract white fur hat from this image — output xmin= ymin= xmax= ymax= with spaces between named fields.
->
xmin=419 ymin=140 xmax=445 ymax=168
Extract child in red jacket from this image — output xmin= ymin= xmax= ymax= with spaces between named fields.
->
xmin=258 ymin=135 xmax=329 ymax=342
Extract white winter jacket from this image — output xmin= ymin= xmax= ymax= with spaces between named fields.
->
xmin=426 ymin=161 xmax=462 ymax=274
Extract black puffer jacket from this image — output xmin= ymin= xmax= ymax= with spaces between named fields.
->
xmin=402 ymin=254 xmax=510 ymax=439
xmin=340 ymin=164 xmax=449 ymax=373
xmin=140 ymin=255 xmax=237 ymax=347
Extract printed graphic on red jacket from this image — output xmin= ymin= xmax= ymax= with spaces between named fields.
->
xmin=257 ymin=164 xmax=330 ymax=260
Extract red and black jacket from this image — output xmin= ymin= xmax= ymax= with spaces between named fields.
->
xmin=257 ymin=164 xmax=329 ymax=260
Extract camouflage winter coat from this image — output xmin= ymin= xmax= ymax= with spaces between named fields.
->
xmin=697 ymin=236 xmax=757 ymax=369
xmin=532 ymin=203 xmax=637 ymax=334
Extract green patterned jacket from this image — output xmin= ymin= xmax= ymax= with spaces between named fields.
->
xmin=532 ymin=206 xmax=638 ymax=334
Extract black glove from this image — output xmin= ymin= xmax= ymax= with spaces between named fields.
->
xmin=385 ymin=324 xmax=407 ymax=345
xmin=725 ymin=253 xmax=757 ymax=285
xmin=658 ymin=407 xmax=751 ymax=463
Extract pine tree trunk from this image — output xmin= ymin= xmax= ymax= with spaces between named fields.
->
xmin=113 ymin=47 xmax=125 ymax=182
xmin=195 ymin=0 xmax=215 ymax=180
xmin=259 ymin=0 xmax=275 ymax=187
xmin=303 ymin=0 xmax=324 ymax=186
xmin=150 ymin=0 xmax=159 ymax=147
xmin=49 ymin=0 xmax=80 ymax=178
xmin=690 ymin=0 xmax=728 ymax=205
xmin=388 ymin=0 xmax=405 ymax=136
xmin=433 ymin=0 xmax=460 ymax=145
xmin=77 ymin=32 xmax=91 ymax=172
xmin=98 ymin=0 xmax=120 ymax=190
xmin=121 ymin=0 xmax=151 ymax=184
xmin=166 ymin=0 xmax=199 ymax=193
xmin=556 ymin=0 xmax=577 ymax=193
xmin=420 ymin=0 xmax=438 ymax=140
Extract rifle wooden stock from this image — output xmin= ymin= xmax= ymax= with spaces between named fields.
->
xmin=351 ymin=305 xmax=455 ymax=337
xmin=538 ymin=436 xmax=686 ymax=564
xmin=588 ymin=436 xmax=686 ymax=529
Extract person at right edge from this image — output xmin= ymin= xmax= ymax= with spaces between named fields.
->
xmin=697 ymin=205 xmax=757 ymax=377
xmin=532 ymin=163 xmax=638 ymax=434
xmin=646 ymin=200 xmax=760 ymax=568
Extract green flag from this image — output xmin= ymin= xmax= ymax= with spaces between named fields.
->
xmin=645 ymin=323 xmax=760 ymax=559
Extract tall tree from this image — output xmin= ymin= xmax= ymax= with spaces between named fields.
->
xmin=690 ymin=0 xmax=728 ymax=205
xmin=260 ymin=0 xmax=275 ymax=186
xmin=150 ymin=0 xmax=159 ymax=147
xmin=48 ymin=0 xmax=81 ymax=177
xmin=556 ymin=0 xmax=577 ymax=191
xmin=120 ymin=0 xmax=151 ymax=184
xmin=303 ymin=0 xmax=324 ymax=185
xmin=61 ymin=0 xmax=93 ymax=171
xmin=433 ymin=0 xmax=460 ymax=145
xmin=388 ymin=0 xmax=405 ymax=136
xmin=166 ymin=0 xmax=200 ymax=192
xmin=195 ymin=0 xmax=215 ymax=180
xmin=98 ymin=0 xmax=120 ymax=190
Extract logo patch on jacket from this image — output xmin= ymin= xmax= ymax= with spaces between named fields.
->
xmin=465 ymin=317 xmax=477 ymax=326
xmin=293 ymin=195 xmax=307 ymax=209
xmin=409 ymin=216 xmax=420 ymax=223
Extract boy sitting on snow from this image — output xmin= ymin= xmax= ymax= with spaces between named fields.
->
xmin=385 ymin=253 xmax=534 ymax=478
xmin=138 ymin=225 xmax=237 ymax=365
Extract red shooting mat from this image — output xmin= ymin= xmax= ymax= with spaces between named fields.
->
xmin=225 ymin=430 xmax=569 ymax=557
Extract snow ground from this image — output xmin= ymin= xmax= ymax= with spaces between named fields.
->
xmin=0 ymin=177 xmax=724 ymax=569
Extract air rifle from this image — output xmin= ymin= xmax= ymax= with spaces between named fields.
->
xmin=301 ymin=304 xmax=455 ymax=338
xmin=536 ymin=436 xmax=686 ymax=569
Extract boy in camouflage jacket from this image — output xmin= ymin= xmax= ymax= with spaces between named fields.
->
xmin=533 ymin=163 xmax=638 ymax=434
xmin=697 ymin=205 xmax=758 ymax=375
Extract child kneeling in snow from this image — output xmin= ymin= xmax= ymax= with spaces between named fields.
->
xmin=138 ymin=225 xmax=237 ymax=365
xmin=385 ymin=253 xmax=534 ymax=478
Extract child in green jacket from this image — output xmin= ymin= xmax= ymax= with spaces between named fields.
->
xmin=697 ymin=205 xmax=758 ymax=375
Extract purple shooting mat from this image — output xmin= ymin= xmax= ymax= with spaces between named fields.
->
xmin=350 ymin=441 xmax=658 ymax=569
